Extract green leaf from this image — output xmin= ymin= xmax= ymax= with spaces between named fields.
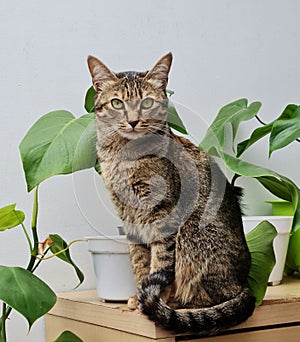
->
xmin=19 ymin=110 xmax=97 ymax=192
xmin=217 ymin=151 xmax=300 ymax=232
xmin=246 ymin=221 xmax=277 ymax=306
xmin=167 ymin=100 xmax=187 ymax=134
xmin=53 ymin=330 xmax=83 ymax=342
xmin=269 ymin=104 xmax=300 ymax=156
xmin=0 ymin=204 xmax=25 ymax=231
xmin=49 ymin=234 xmax=84 ymax=288
xmin=237 ymin=123 xmax=273 ymax=157
xmin=0 ymin=266 xmax=56 ymax=328
xmin=200 ymin=99 xmax=262 ymax=154
xmin=84 ymin=86 xmax=95 ymax=113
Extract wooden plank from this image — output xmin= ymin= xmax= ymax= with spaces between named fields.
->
xmin=180 ymin=325 xmax=300 ymax=341
xmin=45 ymin=315 xmax=174 ymax=342
xmin=49 ymin=276 xmax=300 ymax=339
xmin=48 ymin=291 xmax=170 ymax=339
xmin=264 ymin=274 xmax=300 ymax=302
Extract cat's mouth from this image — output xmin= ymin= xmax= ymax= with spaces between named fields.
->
xmin=118 ymin=128 xmax=146 ymax=140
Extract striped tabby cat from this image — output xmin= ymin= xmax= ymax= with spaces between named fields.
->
xmin=87 ymin=53 xmax=255 ymax=336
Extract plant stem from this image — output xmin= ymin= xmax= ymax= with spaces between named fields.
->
xmin=1 ymin=302 xmax=7 ymax=342
xmin=35 ymin=239 xmax=86 ymax=261
xmin=31 ymin=248 xmax=50 ymax=273
xmin=21 ymin=222 xmax=33 ymax=252
xmin=231 ymin=173 xmax=240 ymax=189
xmin=255 ymin=115 xmax=267 ymax=126
xmin=27 ymin=186 xmax=40 ymax=272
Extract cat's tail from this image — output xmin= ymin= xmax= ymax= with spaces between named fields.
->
xmin=138 ymin=271 xmax=256 ymax=336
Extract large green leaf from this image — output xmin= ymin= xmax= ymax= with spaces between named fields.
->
xmin=245 ymin=221 xmax=277 ymax=306
xmin=19 ymin=110 xmax=97 ymax=192
xmin=0 ymin=266 xmax=56 ymax=328
xmin=0 ymin=204 xmax=25 ymax=231
xmin=49 ymin=234 xmax=84 ymax=288
xmin=53 ymin=330 xmax=83 ymax=342
xmin=269 ymin=104 xmax=300 ymax=156
xmin=200 ymin=99 xmax=262 ymax=154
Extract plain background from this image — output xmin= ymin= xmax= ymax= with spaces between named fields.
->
xmin=1 ymin=0 xmax=300 ymax=340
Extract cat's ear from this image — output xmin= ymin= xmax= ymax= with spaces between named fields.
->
xmin=144 ymin=53 xmax=173 ymax=89
xmin=87 ymin=56 xmax=118 ymax=91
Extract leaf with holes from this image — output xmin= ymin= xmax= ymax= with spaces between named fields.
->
xmin=269 ymin=104 xmax=300 ymax=156
xmin=199 ymin=98 xmax=262 ymax=154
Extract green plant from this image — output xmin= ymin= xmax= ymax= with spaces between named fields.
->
xmin=0 ymin=186 xmax=84 ymax=341
xmin=199 ymin=99 xmax=300 ymax=228
xmin=200 ymin=99 xmax=300 ymax=276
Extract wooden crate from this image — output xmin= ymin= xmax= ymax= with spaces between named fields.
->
xmin=46 ymin=275 xmax=300 ymax=341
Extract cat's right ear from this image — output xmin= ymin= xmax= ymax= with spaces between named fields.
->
xmin=87 ymin=56 xmax=118 ymax=91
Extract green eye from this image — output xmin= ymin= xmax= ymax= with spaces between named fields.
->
xmin=111 ymin=98 xmax=124 ymax=110
xmin=141 ymin=98 xmax=154 ymax=109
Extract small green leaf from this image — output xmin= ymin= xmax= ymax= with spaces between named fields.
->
xmin=269 ymin=104 xmax=300 ymax=156
xmin=167 ymin=100 xmax=187 ymax=134
xmin=20 ymin=110 xmax=97 ymax=192
xmin=84 ymin=86 xmax=95 ymax=113
xmin=166 ymin=89 xmax=174 ymax=97
xmin=246 ymin=221 xmax=277 ymax=306
xmin=53 ymin=330 xmax=83 ymax=342
xmin=49 ymin=234 xmax=84 ymax=288
xmin=200 ymin=99 xmax=262 ymax=154
xmin=0 ymin=266 xmax=56 ymax=328
xmin=0 ymin=204 xmax=25 ymax=231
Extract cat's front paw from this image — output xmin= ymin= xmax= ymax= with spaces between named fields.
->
xmin=127 ymin=294 xmax=139 ymax=310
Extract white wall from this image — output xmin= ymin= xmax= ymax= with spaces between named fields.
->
xmin=1 ymin=0 xmax=300 ymax=340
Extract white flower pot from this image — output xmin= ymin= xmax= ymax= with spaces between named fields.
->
xmin=243 ymin=216 xmax=293 ymax=286
xmin=86 ymin=235 xmax=136 ymax=301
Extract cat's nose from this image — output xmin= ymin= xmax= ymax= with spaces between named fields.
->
xmin=128 ymin=120 xmax=139 ymax=128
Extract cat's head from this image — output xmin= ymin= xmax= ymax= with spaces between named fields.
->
xmin=87 ymin=53 xmax=172 ymax=140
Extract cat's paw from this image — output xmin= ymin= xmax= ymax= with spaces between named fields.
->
xmin=127 ymin=295 xmax=138 ymax=310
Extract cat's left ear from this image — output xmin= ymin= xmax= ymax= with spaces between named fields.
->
xmin=145 ymin=52 xmax=173 ymax=89
xmin=87 ymin=55 xmax=118 ymax=92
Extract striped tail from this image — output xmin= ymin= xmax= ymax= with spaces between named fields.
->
xmin=138 ymin=271 xmax=256 ymax=336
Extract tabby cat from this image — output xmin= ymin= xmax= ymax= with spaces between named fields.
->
xmin=87 ymin=53 xmax=255 ymax=336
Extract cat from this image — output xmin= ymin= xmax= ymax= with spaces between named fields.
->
xmin=87 ymin=53 xmax=256 ymax=336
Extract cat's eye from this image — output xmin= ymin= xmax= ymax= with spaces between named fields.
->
xmin=111 ymin=98 xmax=124 ymax=110
xmin=141 ymin=98 xmax=154 ymax=109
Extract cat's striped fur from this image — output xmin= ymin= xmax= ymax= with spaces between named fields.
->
xmin=87 ymin=53 xmax=255 ymax=336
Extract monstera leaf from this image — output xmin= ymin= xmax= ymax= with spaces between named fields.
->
xmin=269 ymin=104 xmax=300 ymax=156
xmin=199 ymin=99 xmax=300 ymax=233
xmin=20 ymin=110 xmax=97 ymax=192
xmin=199 ymin=99 xmax=262 ymax=155
xmin=237 ymin=104 xmax=300 ymax=157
